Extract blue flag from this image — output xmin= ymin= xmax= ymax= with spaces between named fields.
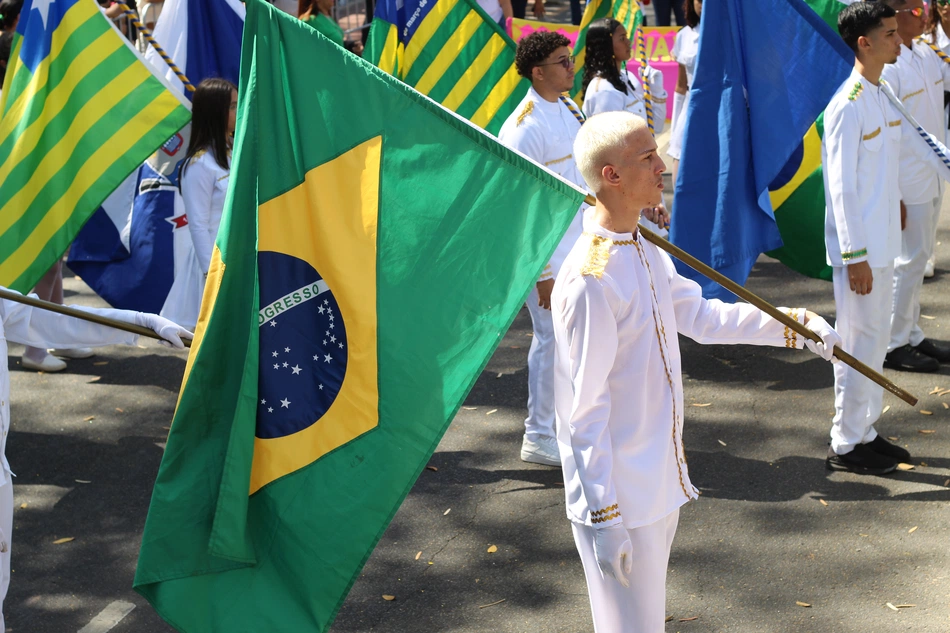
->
xmin=69 ymin=0 xmax=244 ymax=324
xmin=668 ymin=0 xmax=853 ymax=300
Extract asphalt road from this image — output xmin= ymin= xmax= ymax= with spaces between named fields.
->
xmin=5 ymin=133 xmax=950 ymax=633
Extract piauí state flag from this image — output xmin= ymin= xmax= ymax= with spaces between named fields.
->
xmin=0 ymin=0 xmax=190 ymax=292
xmin=571 ymin=0 xmax=642 ymax=104
xmin=766 ymin=0 xmax=856 ymax=280
xmin=668 ymin=0 xmax=852 ymax=300
xmin=365 ymin=0 xmax=528 ymax=135
xmin=133 ymin=1 xmax=586 ymax=631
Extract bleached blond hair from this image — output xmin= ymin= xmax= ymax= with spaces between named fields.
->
xmin=573 ymin=111 xmax=648 ymax=194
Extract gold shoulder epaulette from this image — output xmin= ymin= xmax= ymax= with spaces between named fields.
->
xmin=847 ymin=81 xmax=864 ymax=101
xmin=193 ymin=147 xmax=208 ymax=159
xmin=580 ymin=233 xmax=612 ymax=279
xmin=516 ymin=100 xmax=534 ymax=127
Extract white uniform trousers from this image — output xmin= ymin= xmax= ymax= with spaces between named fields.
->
xmin=571 ymin=510 xmax=680 ymax=633
xmin=928 ymin=186 xmax=943 ymax=270
xmin=524 ymin=286 xmax=556 ymax=442
xmin=831 ymin=265 xmax=893 ymax=454
xmin=0 ymin=480 xmax=12 ymax=631
xmin=889 ymin=196 xmax=940 ymax=351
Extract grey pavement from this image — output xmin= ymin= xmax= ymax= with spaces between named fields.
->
xmin=6 ymin=171 xmax=950 ymax=631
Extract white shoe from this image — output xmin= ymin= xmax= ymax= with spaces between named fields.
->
xmin=21 ymin=354 xmax=67 ymax=373
xmin=50 ymin=347 xmax=94 ymax=359
xmin=521 ymin=435 xmax=561 ymax=467
xmin=924 ymin=259 xmax=935 ymax=279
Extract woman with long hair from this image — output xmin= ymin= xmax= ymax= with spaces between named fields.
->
xmin=180 ymin=78 xmax=237 ymax=288
xmin=0 ymin=0 xmax=22 ymax=34
xmin=667 ymin=0 xmax=701 ymax=167
xmin=299 ymin=0 xmax=363 ymax=55
xmin=580 ymin=18 xmax=667 ymax=132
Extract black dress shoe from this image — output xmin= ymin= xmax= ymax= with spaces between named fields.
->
xmin=884 ymin=344 xmax=940 ymax=372
xmin=865 ymin=435 xmax=911 ymax=463
xmin=826 ymin=444 xmax=898 ymax=475
xmin=914 ymin=338 xmax=950 ymax=363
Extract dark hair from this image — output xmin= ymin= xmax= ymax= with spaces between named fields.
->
xmin=183 ymin=78 xmax=236 ymax=174
xmin=298 ymin=0 xmax=321 ymax=20
xmin=515 ymin=31 xmax=571 ymax=79
xmin=683 ymin=0 xmax=701 ymax=29
xmin=0 ymin=32 xmax=11 ymax=84
xmin=0 ymin=0 xmax=22 ymax=32
xmin=925 ymin=0 xmax=945 ymax=43
xmin=839 ymin=2 xmax=897 ymax=54
xmin=582 ymin=19 xmax=627 ymax=97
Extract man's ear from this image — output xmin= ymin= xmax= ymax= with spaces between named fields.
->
xmin=602 ymin=164 xmax=621 ymax=186
xmin=856 ymin=34 xmax=869 ymax=53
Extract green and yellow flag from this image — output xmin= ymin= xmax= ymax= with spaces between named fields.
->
xmin=365 ymin=0 xmax=527 ymax=134
xmin=765 ymin=0 xmax=852 ymax=280
xmin=571 ymin=0 xmax=642 ymax=102
xmin=133 ymin=1 xmax=586 ymax=630
xmin=0 ymin=0 xmax=190 ymax=292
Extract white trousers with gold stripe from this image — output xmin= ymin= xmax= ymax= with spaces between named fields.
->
xmin=571 ymin=509 xmax=679 ymax=633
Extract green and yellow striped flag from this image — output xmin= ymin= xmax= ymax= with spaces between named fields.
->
xmin=365 ymin=0 xmax=528 ymax=135
xmin=0 ymin=0 xmax=190 ymax=292
xmin=571 ymin=0 xmax=642 ymax=103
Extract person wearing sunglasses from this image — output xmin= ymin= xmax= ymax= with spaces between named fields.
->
xmin=878 ymin=0 xmax=950 ymax=375
xmin=498 ymin=31 xmax=589 ymax=469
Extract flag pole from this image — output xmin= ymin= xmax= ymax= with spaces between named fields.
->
xmin=116 ymin=3 xmax=196 ymax=93
xmin=582 ymin=194 xmax=918 ymax=406
xmin=0 ymin=287 xmax=191 ymax=348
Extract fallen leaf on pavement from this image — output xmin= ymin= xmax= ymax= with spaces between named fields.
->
xmin=679 ymin=616 xmax=698 ymax=622
xmin=920 ymin=410 xmax=933 ymax=415
xmin=52 ymin=537 xmax=74 ymax=544
xmin=886 ymin=603 xmax=899 ymax=611
xmin=463 ymin=407 xmax=477 ymax=410
xmin=665 ymin=616 xmax=674 ymax=622
xmin=919 ymin=429 xmax=936 ymax=434
xmin=894 ymin=604 xmax=916 ymax=608
xmin=443 ymin=508 xmax=451 ymax=516
xmin=415 ymin=551 xmax=422 ymax=560
xmin=74 ymin=479 xmax=91 ymax=484
xmin=93 ymin=361 xmax=108 ymax=366
xmin=882 ymin=405 xmax=891 ymax=414
xmin=19 ymin=503 xmax=26 ymax=509
xmin=487 ymin=545 xmax=498 ymax=553
xmin=382 ymin=595 xmax=395 ymax=601
xmin=929 ymin=386 xmax=943 ymax=395
xmin=82 ymin=416 xmax=94 ymax=422
xmin=908 ymin=526 xmax=918 ymax=534
xmin=478 ymin=599 xmax=506 ymax=609
xmin=486 ymin=409 xmax=498 ymax=416
xmin=692 ymin=403 xmax=712 ymax=407
xmin=796 ymin=601 xmax=811 ymax=608
xmin=115 ymin=408 xmax=123 ymax=413
xmin=717 ymin=440 xmax=727 ymax=446
xmin=944 ymin=479 xmax=950 ymax=487
xmin=425 ymin=466 xmax=438 ymax=472
xmin=944 ymin=403 xmax=949 ymax=409
xmin=921 ymin=315 xmax=936 ymax=320
xmin=818 ymin=499 xmax=828 ymax=506
xmin=897 ymin=463 xmax=914 ymax=471
xmin=887 ymin=436 xmax=899 ymax=441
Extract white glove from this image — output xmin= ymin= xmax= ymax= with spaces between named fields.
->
xmin=804 ymin=315 xmax=840 ymax=363
xmin=593 ymin=524 xmax=633 ymax=587
xmin=134 ymin=313 xmax=194 ymax=349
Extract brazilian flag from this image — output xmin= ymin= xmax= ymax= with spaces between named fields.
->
xmin=766 ymin=0 xmax=852 ymax=280
xmin=133 ymin=0 xmax=586 ymax=631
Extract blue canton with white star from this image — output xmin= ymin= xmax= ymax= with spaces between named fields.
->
xmin=257 ymin=252 xmax=347 ymax=439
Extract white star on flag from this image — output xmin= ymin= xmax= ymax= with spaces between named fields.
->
xmin=324 ymin=354 xmax=332 ymax=363
xmin=291 ymin=365 xmax=302 ymax=375
xmin=32 ymin=0 xmax=55 ymax=28
xmin=280 ymin=398 xmax=291 ymax=408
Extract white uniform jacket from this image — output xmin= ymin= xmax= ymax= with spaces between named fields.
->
xmin=823 ymin=69 xmax=950 ymax=267
xmin=498 ymin=87 xmax=588 ymax=282
xmin=582 ymin=68 xmax=668 ymax=134
xmin=551 ymin=216 xmax=806 ymax=529
xmin=181 ymin=148 xmax=230 ymax=275
xmin=881 ymin=40 xmax=950 ymax=205
xmin=0 ymin=293 xmax=140 ymax=486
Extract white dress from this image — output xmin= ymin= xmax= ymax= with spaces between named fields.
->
xmin=667 ymin=25 xmax=699 ymax=160
xmin=181 ymin=148 xmax=230 ymax=275
xmin=582 ymin=68 xmax=668 ymax=134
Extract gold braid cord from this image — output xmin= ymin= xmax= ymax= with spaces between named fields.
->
xmin=117 ymin=3 xmax=196 ymax=92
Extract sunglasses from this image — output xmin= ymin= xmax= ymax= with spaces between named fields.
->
xmin=537 ymin=55 xmax=576 ymax=70
xmin=896 ymin=6 xmax=926 ymax=16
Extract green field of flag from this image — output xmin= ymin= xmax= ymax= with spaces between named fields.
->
xmin=133 ymin=1 xmax=587 ymax=631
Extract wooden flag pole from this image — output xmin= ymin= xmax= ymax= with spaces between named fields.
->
xmin=581 ymin=195 xmax=918 ymax=406
xmin=0 ymin=287 xmax=191 ymax=348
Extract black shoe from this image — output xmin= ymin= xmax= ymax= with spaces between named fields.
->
xmin=826 ymin=444 xmax=899 ymax=475
xmin=884 ymin=344 xmax=940 ymax=373
xmin=914 ymin=338 xmax=950 ymax=363
xmin=865 ymin=435 xmax=911 ymax=463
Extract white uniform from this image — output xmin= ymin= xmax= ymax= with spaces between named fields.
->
xmin=668 ymin=25 xmax=699 ymax=160
xmin=582 ymin=68 xmax=668 ymax=134
xmin=181 ymin=148 xmax=230 ymax=276
xmin=552 ymin=216 xmax=807 ymax=632
xmin=0 ymin=293 xmax=144 ymax=631
xmin=498 ymin=87 xmax=587 ymax=443
xmin=823 ymin=69 xmax=950 ymax=454
xmin=881 ymin=42 xmax=950 ymax=352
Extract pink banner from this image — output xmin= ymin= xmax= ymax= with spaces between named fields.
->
xmin=508 ymin=19 xmax=681 ymax=120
